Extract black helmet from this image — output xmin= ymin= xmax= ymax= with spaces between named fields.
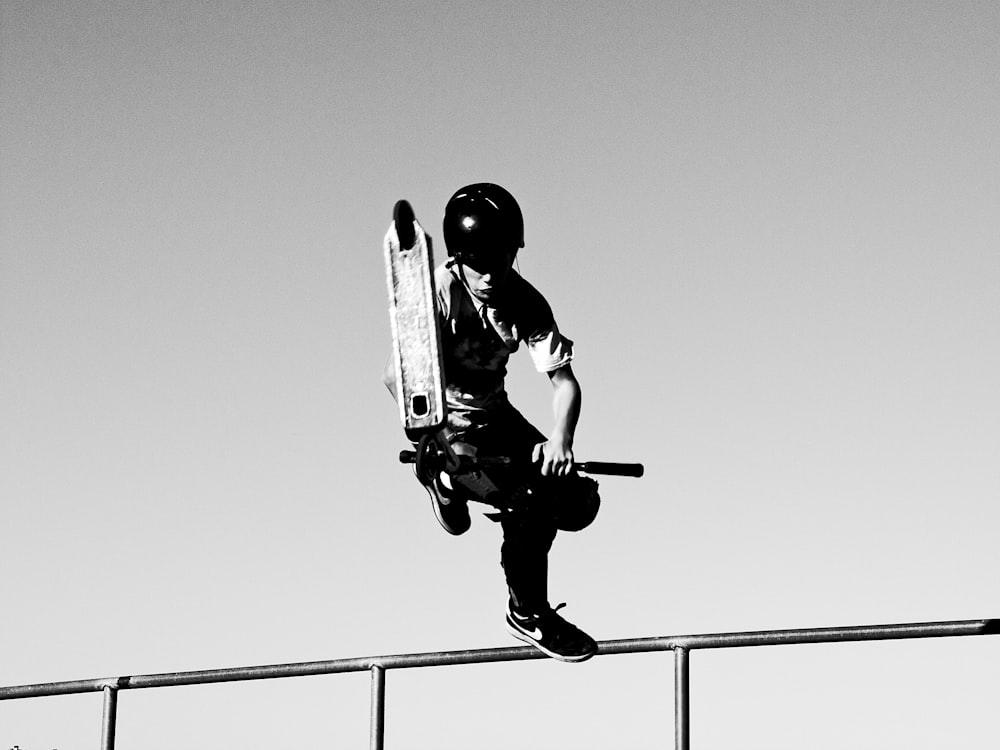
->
xmin=443 ymin=183 xmax=524 ymax=260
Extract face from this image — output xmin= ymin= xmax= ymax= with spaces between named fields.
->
xmin=459 ymin=247 xmax=517 ymax=303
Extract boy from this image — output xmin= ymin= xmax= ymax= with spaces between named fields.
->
xmin=384 ymin=183 xmax=600 ymax=662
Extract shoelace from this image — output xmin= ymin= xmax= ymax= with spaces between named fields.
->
xmin=515 ymin=602 xmax=569 ymax=625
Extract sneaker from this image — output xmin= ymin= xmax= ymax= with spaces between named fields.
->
xmin=418 ymin=469 xmax=471 ymax=536
xmin=505 ymin=601 xmax=598 ymax=663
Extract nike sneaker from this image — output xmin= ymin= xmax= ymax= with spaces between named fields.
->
xmin=505 ymin=601 xmax=598 ymax=663
xmin=418 ymin=469 xmax=471 ymax=536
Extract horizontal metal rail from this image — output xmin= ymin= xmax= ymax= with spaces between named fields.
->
xmin=1 ymin=617 xmax=996 ymax=749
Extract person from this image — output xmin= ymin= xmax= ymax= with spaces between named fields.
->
xmin=384 ymin=183 xmax=601 ymax=663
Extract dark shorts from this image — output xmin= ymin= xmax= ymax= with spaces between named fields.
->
xmin=450 ymin=404 xmax=599 ymax=526
xmin=444 ymin=405 xmax=600 ymax=611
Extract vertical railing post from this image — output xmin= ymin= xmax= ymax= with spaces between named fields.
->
xmin=674 ymin=647 xmax=689 ymax=750
xmin=101 ymin=684 xmax=118 ymax=750
xmin=370 ymin=664 xmax=386 ymax=750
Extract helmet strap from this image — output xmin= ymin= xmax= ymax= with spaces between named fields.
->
xmin=446 ymin=255 xmax=474 ymax=297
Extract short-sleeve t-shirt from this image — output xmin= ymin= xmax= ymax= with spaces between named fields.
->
xmin=435 ymin=263 xmax=574 ymax=436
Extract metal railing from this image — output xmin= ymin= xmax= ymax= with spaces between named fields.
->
xmin=2 ymin=617 xmax=996 ymax=749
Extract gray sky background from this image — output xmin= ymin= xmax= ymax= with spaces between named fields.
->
xmin=2 ymin=1 xmax=998 ymax=747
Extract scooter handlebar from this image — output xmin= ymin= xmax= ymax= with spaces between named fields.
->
xmin=398 ymin=450 xmax=643 ymax=478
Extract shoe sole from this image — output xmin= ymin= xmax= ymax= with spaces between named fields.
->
xmin=505 ymin=617 xmax=596 ymax=663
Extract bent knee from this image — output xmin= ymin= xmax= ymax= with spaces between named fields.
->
xmin=546 ymin=475 xmax=601 ymax=532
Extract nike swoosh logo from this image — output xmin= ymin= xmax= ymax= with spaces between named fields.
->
xmin=513 ymin=620 xmax=542 ymax=639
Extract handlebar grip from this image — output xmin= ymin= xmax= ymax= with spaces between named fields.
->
xmin=574 ymin=461 xmax=644 ymax=478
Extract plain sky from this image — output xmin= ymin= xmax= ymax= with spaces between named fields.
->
xmin=2 ymin=1 xmax=998 ymax=748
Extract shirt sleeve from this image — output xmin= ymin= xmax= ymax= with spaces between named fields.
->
xmin=527 ymin=323 xmax=574 ymax=373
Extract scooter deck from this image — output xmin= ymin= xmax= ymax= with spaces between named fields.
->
xmin=383 ymin=200 xmax=446 ymax=437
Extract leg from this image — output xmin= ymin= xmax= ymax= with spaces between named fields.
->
xmin=463 ymin=407 xmax=554 ymax=610
xmin=461 ymin=406 xmax=599 ymax=661
xmin=500 ymin=504 xmax=558 ymax=612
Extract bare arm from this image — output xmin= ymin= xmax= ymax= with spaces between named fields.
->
xmin=533 ymin=363 xmax=581 ymax=477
